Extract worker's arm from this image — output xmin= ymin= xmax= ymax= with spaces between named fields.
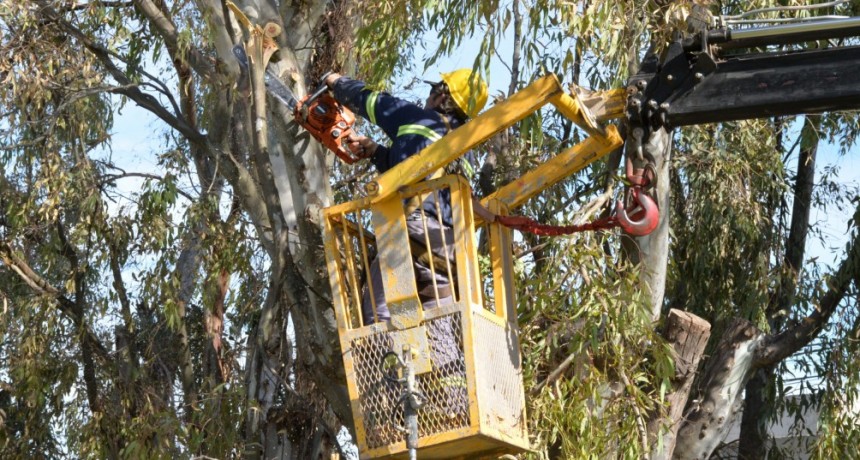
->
xmin=324 ymin=73 xmax=392 ymax=162
xmin=325 ymin=74 xmax=429 ymax=141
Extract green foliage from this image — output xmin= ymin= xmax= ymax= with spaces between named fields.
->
xmin=669 ymin=120 xmax=787 ymax=327
xmin=354 ymin=0 xmax=659 ymax=89
xmin=519 ymin=236 xmax=673 ymax=458
xmin=0 ymin=298 xmax=75 ymax=458
xmin=811 ymin=316 xmax=860 ymax=459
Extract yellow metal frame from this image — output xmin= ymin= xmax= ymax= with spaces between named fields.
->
xmin=322 ymin=73 xmax=626 ymax=459
xmin=482 ymin=125 xmax=622 ymax=212
xmin=324 ymin=175 xmax=532 ymax=459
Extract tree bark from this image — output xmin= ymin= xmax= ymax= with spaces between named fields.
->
xmin=623 ymin=126 xmax=672 ymax=321
xmin=675 ymin=319 xmax=765 ymax=460
xmin=648 ymin=309 xmax=711 ymax=460
xmin=266 ymin=31 xmax=352 ymax=429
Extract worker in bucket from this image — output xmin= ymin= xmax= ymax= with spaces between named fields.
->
xmin=325 ymin=70 xmax=493 ymax=436
xmin=323 ymin=69 xmax=493 ymax=325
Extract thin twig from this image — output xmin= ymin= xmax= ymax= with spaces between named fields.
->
xmin=531 ymin=349 xmax=580 ymax=395
xmin=618 ymin=368 xmax=649 ymax=457
xmin=60 ymin=1 xmax=134 ymax=12
xmin=98 ymin=172 xmax=196 ymax=201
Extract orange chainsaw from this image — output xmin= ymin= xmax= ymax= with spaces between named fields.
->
xmin=233 ymin=45 xmax=365 ymax=164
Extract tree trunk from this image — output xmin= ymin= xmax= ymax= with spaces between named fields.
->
xmin=674 ymin=319 xmax=765 ymax=460
xmin=648 ymin=309 xmax=711 ymax=460
xmin=737 ymin=368 xmax=771 ymax=460
xmin=738 ymin=115 xmax=818 ymax=460
xmin=623 ymin=126 xmax=672 ymax=321
xmin=244 ymin=277 xmax=292 ymax=460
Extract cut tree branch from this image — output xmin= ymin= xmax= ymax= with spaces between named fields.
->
xmin=647 ymin=309 xmax=711 ymax=460
xmin=674 ymin=318 xmax=765 ymax=459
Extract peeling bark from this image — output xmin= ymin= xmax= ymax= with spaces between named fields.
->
xmin=206 ymin=269 xmax=230 ymax=381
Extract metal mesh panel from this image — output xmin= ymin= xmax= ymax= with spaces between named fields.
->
xmin=473 ymin=313 xmax=526 ymax=439
xmin=351 ymin=331 xmax=401 ymax=448
xmin=415 ymin=313 xmax=470 ymax=437
xmin=350 ymin=312 xmax=470 ymax=450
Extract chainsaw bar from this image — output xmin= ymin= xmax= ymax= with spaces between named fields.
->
xmin=232 ymin=44 xmax=363 ymax=164
xmin=262 ymin=72 xmax=298 ymax=111
xmin=232 ymin=44 xmax=298 ymax=111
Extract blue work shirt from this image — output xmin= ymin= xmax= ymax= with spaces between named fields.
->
xmin=332 ymin=77 xmax=467 ymax=226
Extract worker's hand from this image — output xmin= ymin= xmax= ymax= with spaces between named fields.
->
xmin=346 ymin=133 xmax=378 ymax=159
xmin=324 ymin=72 xmax=343 ymax=89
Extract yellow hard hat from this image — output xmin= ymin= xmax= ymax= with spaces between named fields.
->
xmin=440 ymin=69 xmax=488 ymax=119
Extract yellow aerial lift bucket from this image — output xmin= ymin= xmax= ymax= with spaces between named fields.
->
xmin=323 ymin=175 xmax=527 ymax=459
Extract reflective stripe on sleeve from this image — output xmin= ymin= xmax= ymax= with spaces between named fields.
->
xmin=397 ymin=124 xmax=443 ymax=142
xmin=366 ymin=91 xmax=380 ymax=125
xmin=457 ymin=159 xmax=475 ymax=180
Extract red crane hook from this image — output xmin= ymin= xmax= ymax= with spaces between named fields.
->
xmin=615 ymin=187 xmax=659 ymax=236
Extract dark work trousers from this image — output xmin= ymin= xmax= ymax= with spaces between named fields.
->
xmin=360 ymin=212 xmax=462 ymax=369
xmin=361 ymin=212 xmax=455 ymax=324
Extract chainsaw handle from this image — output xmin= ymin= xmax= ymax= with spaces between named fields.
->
xmin=305 ymin=71 xmax=336 ymax=106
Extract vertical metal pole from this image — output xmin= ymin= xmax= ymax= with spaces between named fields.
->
xmin=402 ymin=345 xmax=419 ymax=460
